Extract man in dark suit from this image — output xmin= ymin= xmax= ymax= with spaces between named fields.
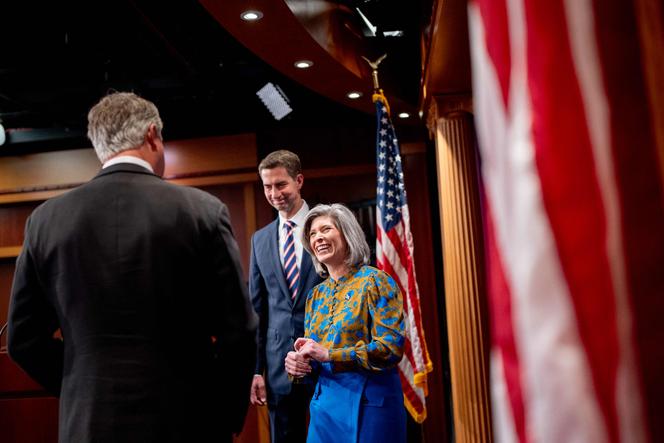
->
xmin=249 ymin=150 xmax=323 ymax=443
xmin=7 ymin=92 xmax=257 ymax=443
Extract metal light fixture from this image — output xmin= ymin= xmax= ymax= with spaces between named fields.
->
xmin=257 ymin=83 xmax=292 ymax=120
xmin=0 ymin=120 xmax=5 ymax=146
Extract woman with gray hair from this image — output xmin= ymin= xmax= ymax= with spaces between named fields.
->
xmin=284 ymin=203 xmax=407 ymax=443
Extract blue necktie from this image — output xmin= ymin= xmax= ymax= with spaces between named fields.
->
xmin=283 ymin=220 xmax=300 ymax=299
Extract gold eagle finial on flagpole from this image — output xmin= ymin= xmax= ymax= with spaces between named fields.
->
xmin=361 ymin=54 xmax=387 ymax=92
xmin=362 ymin=54 xmax=390 ymax=112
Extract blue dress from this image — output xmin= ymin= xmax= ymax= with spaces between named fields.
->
xmin=304 ymin=266 xmax=406 ymax=443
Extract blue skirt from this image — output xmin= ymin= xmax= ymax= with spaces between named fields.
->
xmin=307 ymin=365 xmax=406 ymax=443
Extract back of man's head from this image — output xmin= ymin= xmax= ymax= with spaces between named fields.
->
xmin=87 ymin=92 xmax=163 ymax=163
xmin=258 ymin=150 xmax=302 ymax=179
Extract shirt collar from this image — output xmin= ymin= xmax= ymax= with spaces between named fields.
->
xmin=326 ymin=264 xmax=361 ymax=286
xmin=103 ymin=155 xmax=154 ymax=173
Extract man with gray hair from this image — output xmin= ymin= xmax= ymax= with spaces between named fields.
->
xmin=7 ymin=91 xmax=257 ymax=442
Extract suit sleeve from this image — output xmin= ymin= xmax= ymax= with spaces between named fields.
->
xmin=206 ymin=203 xmax=258 ymax=434
xmin=7 ymin=216 xmax=64 ymax=397
xmin=248 ymin=233 xmax=268 ymax=375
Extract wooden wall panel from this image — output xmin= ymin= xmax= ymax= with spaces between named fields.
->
xmin=0 ymin=352 xmax=48 ymax=395
xmin=0 ymin=149 xmax=99 ymax=193
xmin=304 ymin=171 xmax=375 ymax=206
xmin=163 ymin=135 xmax=257 ymax=177
xmin=0 ymin=353 xmax=57 ymax=443
xmin=0 ymin=134 xmax=257 ymax=204
xmin=0 ymin=397 xmax=59 ymax=443
xmin=0 ymin=204 xmax=38 ymax=248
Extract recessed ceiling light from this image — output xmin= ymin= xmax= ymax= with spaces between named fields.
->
xmin=346 ymin=91 xmax=362 ymax=99
xmin=294 ymin=60 xmax=313 ymax=69
xmin=398 ymin=112 xmax=410 ymax=119
xmin=241 ymin=10 xmax=263 ymax=21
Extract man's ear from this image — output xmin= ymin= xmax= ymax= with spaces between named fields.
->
xmin=145 ymin=124 xmax=159 ymax=151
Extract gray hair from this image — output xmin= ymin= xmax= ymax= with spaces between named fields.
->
xmin=302 ymin=203 xmax=370 ymax=277
xmin=87 ymin=92 xmax=163 ymax=163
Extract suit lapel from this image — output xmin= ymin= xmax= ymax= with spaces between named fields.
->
xmin=268 ymin=220 xmax=292 ymax=302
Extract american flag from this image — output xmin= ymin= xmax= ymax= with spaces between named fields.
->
xmin=374 ymin=93 xmax=432 ymax=423
xmin=469 ymin=0 xmax=663 ymax=441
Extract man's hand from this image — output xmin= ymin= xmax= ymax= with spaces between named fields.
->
xmin=285 ymin=350 xmax=312 ymax=378
xmin=250 ymin=374 xmax=267 ymax=406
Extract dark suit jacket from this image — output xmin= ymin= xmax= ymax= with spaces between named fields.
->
xmin=8 ymin=163 xmax=258 ymax=443
xmin=249 ymin=218 xmax=322 ymax=404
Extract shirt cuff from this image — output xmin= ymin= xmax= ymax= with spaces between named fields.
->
xmin=328 ymin=348 xmax=358 ymax=372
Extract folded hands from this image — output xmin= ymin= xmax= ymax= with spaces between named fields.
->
xmin=284 ymin=337 xmax=330 ymax=377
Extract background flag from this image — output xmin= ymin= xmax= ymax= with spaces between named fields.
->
xmin=469 ymin=0 xmax=664 ymax=441
xmin=374 ymin=93 xmax=433 ymax=423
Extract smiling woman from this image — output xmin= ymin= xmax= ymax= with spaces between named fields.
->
xmin=301 ymin=203 xmax=370 ymax=279
xmin=285 ymin=203 xmax=407 ymax=443
xmin=307 ymin=216 xmax=347 ymax=278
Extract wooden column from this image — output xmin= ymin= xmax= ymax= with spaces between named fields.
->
xmin=428 ymin=95 xmax=493 ymax=443
xmin=634 ymin=0 xmax=664 ymax=195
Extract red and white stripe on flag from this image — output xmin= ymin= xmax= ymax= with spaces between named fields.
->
xmin=374 ymin=93 xmax=433 ymax=423
xmin=469 ymin=0 xmax=664 ymax=441
xmin=377 ymin=207 xmax=433 ymax=423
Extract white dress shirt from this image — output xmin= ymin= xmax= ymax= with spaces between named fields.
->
xmin=278 ymin=201 xmax=309 ymax=269
xmin=102 ymin=155 xmax=154 ymax=173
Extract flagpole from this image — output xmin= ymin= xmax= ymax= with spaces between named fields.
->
xmin=368 ymin=52 xmax=433 ymax=424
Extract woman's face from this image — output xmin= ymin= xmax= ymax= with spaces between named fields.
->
xmin=308 ymin=215 xmax=347 ymax=269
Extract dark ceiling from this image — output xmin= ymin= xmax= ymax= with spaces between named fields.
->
xmin=0 ymin=0 xmax=429 ymax=156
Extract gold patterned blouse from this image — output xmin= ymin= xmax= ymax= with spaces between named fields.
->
xmin=304 ymin=265 xmax=405 ymax=372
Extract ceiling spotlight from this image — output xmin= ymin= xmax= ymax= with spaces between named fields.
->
xmin=257 ymin=82 xmax=293 ymax=120
xmin=294 ymin=60 xmax=313 ymax=69
xmin=241 ymin=10 xmax=263 ymax=21
xmin=346 ymin=91 xmax=362 ymax=100
xmin=398 ymin=112 xmax=410 ymax=119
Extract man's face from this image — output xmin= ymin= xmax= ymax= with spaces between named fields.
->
xmin=260 ymin=166 xmax=303 ymax=215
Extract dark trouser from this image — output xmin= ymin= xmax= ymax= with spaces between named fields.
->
xmin=269 ymin=383 xmax=313 ymax=443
